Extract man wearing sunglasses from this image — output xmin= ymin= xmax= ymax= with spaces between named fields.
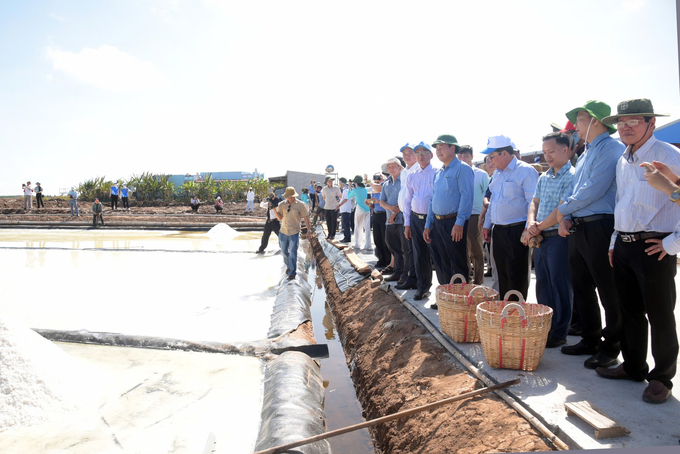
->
xmin=274 ymin=186 xmax=311 ymax=281
xmin=555 ymin=101 xmax=624 ymax=371
xmin=595 ymin=99 xmax=679 ymax=404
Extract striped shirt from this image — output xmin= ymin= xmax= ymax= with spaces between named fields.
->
xmin=611 ymin=136 xmax=680 ymax=255
xmin=403 ymin=163 xmax=437 ymax=227
xmin=534 ymin=162 xmax=575 ymax=232
xmin=381 ymin=173 xmax=403 ymax=224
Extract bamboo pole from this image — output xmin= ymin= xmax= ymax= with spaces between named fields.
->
xmin=253 ymin=378 xmax=520 ymax=454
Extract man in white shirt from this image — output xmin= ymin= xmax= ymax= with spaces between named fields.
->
xmin=595 ymin=99 xmax=679 ymax=405
xmin=246 ymin=188 xmax=255 ymax=213
xmin=23 ymin=181 xmax=33 ymax=210
xmin=338 ymin=177 xmax=353 ymax=243
xmin=396 ymin=143 xmax=419 ymax=289
xmin=322 ymin=176 xmax=342 ymax=240
xmin=457 ymin=145 xmax=490 ymax=285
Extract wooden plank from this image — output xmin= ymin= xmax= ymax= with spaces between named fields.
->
xmin=344 ymin=249 xmax=372 ymax=275
xmin=565 ymin=401 xmax=630 ymax=439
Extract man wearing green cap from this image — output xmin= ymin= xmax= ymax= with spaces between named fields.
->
xmin=594 ymin=99 xmax=679 ymax=404
xmin=555 ymin=100 xmax=624 ymax=370
xmin=424 ymin=134 xmax=474 ymax=290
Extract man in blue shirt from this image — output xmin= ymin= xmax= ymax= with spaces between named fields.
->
xmin=121 ymin=184 xmax=130 ymax=211
xmin=524 ymin=132 xmax=575 ymax=348
xmin=555 ymin=100 xmax=624 ymax=370
xmin=482 ymin=135 xmax=538 ymax=300
xmin=110 ymin=183 xmax=119 ymax=210
xmin=423 ymin=134 xmax=474 ymax=287
xmin=380 ymin=157 xmax=407 ymax=283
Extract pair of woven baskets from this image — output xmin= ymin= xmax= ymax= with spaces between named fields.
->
xmin=476 ymin=290 xmax=553 ymax=371
xmin=436 ymin=274 xmax=499 ymax=343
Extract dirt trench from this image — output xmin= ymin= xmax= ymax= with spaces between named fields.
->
xmin=310 ymin=237 xmax=553 ymax=454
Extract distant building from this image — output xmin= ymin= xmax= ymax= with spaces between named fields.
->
xmin=268 ymin=170 xmax=327 ymax=198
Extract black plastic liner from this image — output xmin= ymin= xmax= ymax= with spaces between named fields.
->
xmin=315 ymin=226 xmax=365 ymax=292
xmin=254 ymin=351 xmax=331 ymax=454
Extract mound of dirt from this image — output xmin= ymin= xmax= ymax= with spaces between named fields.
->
xmin=312 ymin=238 xmax=552 ymax=454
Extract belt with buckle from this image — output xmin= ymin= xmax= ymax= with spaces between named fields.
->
xmin=495 ymin=221 xmax=525 ymax=229
xmin=618 ymin=231 xmax=668 ymax=243
xmin=572 ymin=214 xmax=614 ymax=226
xmin=412 ymin=211 xmax=427 ymax=220
xmin=541 ymin=229 xmax=560 ymax=238
xmin=434 ymin=212 xmax=457 ymax=220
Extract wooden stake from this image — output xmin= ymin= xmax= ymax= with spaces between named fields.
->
xmin=253 ymin=378 xmax=520 ymax=454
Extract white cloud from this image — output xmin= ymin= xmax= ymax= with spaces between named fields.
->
xmin=46 ymin=45 xmax=170 ymax=91
xmin=623 ymin=0 xmax=646 ymax=11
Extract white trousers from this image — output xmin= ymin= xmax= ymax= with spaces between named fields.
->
xmin=353 ymin=208 xmax=372 ymax=250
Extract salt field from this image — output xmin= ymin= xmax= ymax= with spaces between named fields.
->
xmin=0 ymin=227 xmax=341 ymax=454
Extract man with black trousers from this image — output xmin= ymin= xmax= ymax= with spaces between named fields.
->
xmin=556 ymin=100 xmax=624 ymax=370
xmin=481 ymin=135 xmax=538 ymax=300
xmin=256 ymin=193 xmax=281 ymax=254
xmin=596 ymin=98 xmax=679 ymax=404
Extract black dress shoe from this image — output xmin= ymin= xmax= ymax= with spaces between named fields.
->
xmin=395 ymin=280 xmax=417 ymax=290
xmin=429 ymin=302 xmax=438 ymax=309
xmin=384 ymin=274 xmax=400 ymax=282
xmin=413 ymin=290 xmax=430 ymax=301
xmin=584 ymin=352 xmax=618 ymax=369
xmin=561 ymin=340 xmax=598 ymax=356
xmin=546 ymin=337 xmax=567 ymax=348
xmin=381 ymin=266 xmax=394 ymax=275
xmin=595 ymin=364 xmax=641 ymax=381
xmin=396 ymin=277 xmax=408 ymax=286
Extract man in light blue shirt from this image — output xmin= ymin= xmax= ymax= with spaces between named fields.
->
xmin=423 ymin=134 xmax=474 ymax=287
xmin=555 ymin=100 xmax=624 ymax=370
xmin=482 ymin=135 xmax=538 ymax=300
xmin=456 ymin=145 xmax=489 ymax=285
xmin=380 ymin=157 xmax=407 ymax=284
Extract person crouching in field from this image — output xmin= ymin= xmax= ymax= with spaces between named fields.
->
xmin=215 ymin=196 xmax=223 ymax=213
xmin=92 ymin=198 xmax=104 ymax=227
xmin=190 ymin=195 xmax=200 ymax=213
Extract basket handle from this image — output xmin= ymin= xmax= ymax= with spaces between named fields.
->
xmin=503 ymin=290 xmax=525 ymax=303
xmin=500 ymin=302 xmax=526 ymax=320
xmin=449 ymin=273 xmax=467 ymax=285
xmin=468 ymin=285 xmax=489 ymax=299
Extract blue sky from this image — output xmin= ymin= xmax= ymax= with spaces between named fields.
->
xmin=1 ymin=0 xmax=678 ymax=195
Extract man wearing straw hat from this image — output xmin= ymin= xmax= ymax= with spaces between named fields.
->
xmin=380 ymin=157 xmax=408 ymax=283
xmin=594 ymin=98 xmax=679 ymax=404
xmin=424 ymin=134 xmax=474 ymax=289
xmin=274 ymin=186 xmax=311 ymax=281
xmin=555 ymin=100 xmax=624 ymax=371
xmin=481 ymin=135 xmax=538 ymax=301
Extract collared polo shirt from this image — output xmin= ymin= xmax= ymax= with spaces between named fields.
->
xmin=611 ymin=136 xmax=680 ymax=255
xmin=380 ymin=173 xmax=403 ymax=224
xmin=277 ymin=199 xmax=308 ymax=235
xmin=484 ymin=157 xmax=538 ymax=229
xmin=322 ymin=186 xmax=342 ymax=210
xmin=558 ymin=132 xmax=624 ymax=219
xmin=426 ymin=158 xmax=474 ymax=229
xmin=534 ymin=162 xmax=575 ymax=231
xmin=340 ymin=187 xmax=353 ymax=213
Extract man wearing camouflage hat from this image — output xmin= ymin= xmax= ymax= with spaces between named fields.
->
xmin=595 ymin=99 xmax=679 ymax=404
xmin=555 ymin=100 xmax=625 ymax=370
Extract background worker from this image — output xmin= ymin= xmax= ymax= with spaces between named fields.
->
xmin=256 ymin=192 xmax=281 ymax=254
xmin=92 ymin=198 xmax=104 ymax=227
xmin=35 ymin=182 xmax=44 ymax=208
xmin=110 ymin=183 xmax=119 ymax=210
xmin=121 ymin=184 xmax=130 ymax=211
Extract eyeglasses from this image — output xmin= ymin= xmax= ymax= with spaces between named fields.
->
xmin=617 ymin=119 xmax=645 ymax=129
xmin=414 ymin=150 xmax=431 ymax=156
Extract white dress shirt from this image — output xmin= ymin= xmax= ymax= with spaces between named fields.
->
xmin=397 ymin=164 xmax=416 ymax=212
xmin=611 ymin=136 xmax=680 ymax=255
xmin=403 ymin=164 xmax=437 ymax=227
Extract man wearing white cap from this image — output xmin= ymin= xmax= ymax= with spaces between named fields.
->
xmin=274 ymin=187 xmax=311 ymax=281
xmin=424 ymin=134 xmax=474 ymax=291
xmin=380 ymin=157 xmax=407 ymax=283
xmin=404 ymin=142 xmax=438 ymax=300
xmin=482 ymin=135 xmax=538 ymax=300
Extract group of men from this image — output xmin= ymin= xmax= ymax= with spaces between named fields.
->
xmin=21 ymin=181 xmax=44 ymax=210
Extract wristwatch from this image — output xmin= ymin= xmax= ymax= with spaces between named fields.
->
xmin=670 ymin=189 xmax=680 ymax=203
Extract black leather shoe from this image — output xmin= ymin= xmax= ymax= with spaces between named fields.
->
xmin=429 ymin=302 xmax=438 ymax=309
xmin=413 ymin=290 xmax=430 ymax=301
xmin=561 ymin=340 xmax=598 ymax=356
xmin=584 ymin=352 xmax=618 ymax=369
xmin=384 ymin=274 xmax=400 ymax=282
xmin=546 ymin=337 xmax=567 ymax=348
xmin=395 ymin=280 xmax=417 ymax=290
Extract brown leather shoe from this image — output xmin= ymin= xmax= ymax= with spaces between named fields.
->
xmin=595 ymin=364 xmax=640 ymax=381
xmin=642 ymin=380 xmax=672 ymax=404
xmin=384 ymin=274 xmax=400 ymax=282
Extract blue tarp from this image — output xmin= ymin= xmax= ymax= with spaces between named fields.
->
xmin=654 ymin=118 xmax=680 ymax=144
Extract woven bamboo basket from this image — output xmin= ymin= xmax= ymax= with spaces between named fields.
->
xmin=475 ymin=290 xmax=553 ymax=371
xmin=436 ymin=273 xmax=499 ymax=342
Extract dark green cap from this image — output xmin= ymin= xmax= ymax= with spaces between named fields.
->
xmin=431 ymin=134 xmax=460 ymax=147
xmin=352 ymin=175 xmax=363 ymax=184
xmin=601 ymin=98 xmax=669 ymax=125
xmin=565 ymin=100 xmax=616 ymax=135
xmin=339 ymin=177 xmax=348 ymax=184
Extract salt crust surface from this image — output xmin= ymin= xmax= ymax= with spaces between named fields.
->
xmin=0 ymin=317 xmax=97 ymax=432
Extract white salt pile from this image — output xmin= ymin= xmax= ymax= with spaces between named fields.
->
xmin=0 ymin=318 xmax=91 ymax=432
xmin=207 ymin=222 xmax=239 ymax=244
